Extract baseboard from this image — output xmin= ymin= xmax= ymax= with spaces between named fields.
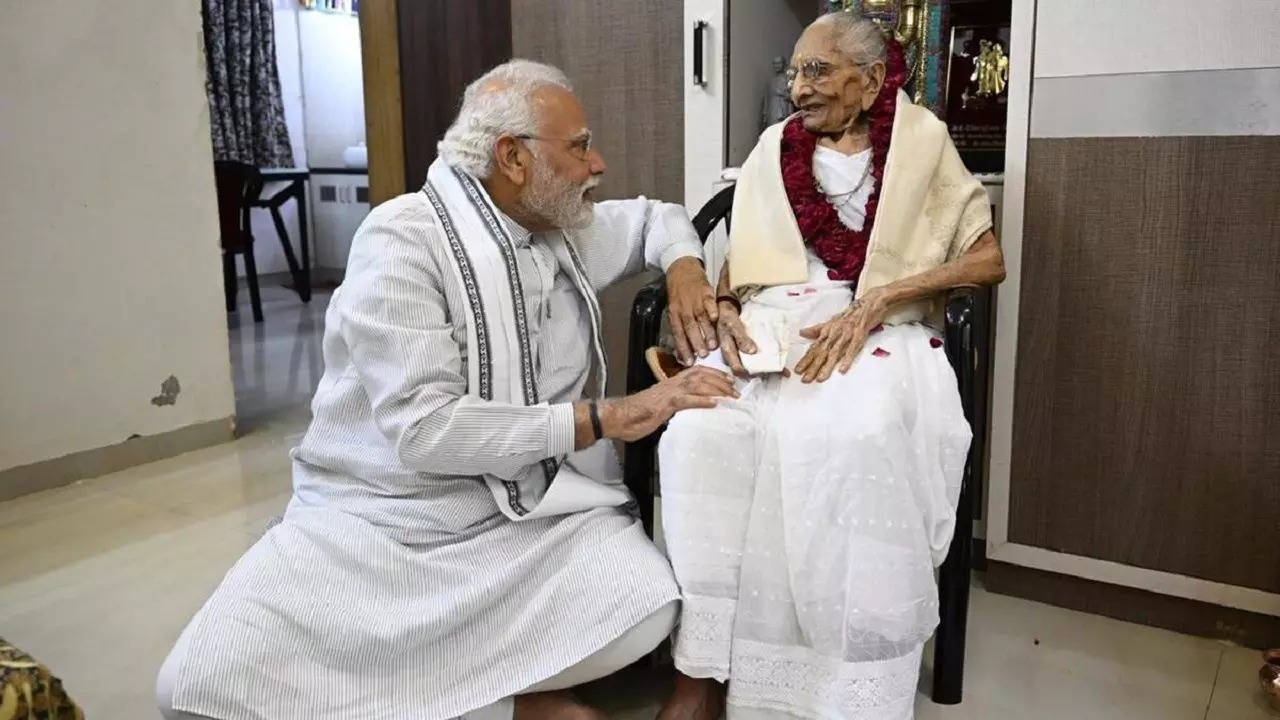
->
xmin=986 ymin=559 xmax=1280 ymax=650
xmin=0 ymin=416 xmax=235 ymax=502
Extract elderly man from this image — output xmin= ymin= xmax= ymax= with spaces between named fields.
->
xmin=658 ymin=12 xmax=1005 ymax=720
xmin=157 ymin=59 xmax=734 ymax=720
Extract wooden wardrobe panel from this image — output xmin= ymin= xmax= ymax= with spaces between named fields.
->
xmin=397 ymin=0 xmax=513 ymax=190
xmin=1009 ymin=136 xmax=1280 ymax=593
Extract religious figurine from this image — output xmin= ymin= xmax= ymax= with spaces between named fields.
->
xmin=971 ymin=39 xmax=1009 ymax=97
xmin=762 ymin=56 xmax=794 ymax=131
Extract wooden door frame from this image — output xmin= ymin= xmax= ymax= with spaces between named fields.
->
xmin=359 ymin=0 xmax=406 ymax=206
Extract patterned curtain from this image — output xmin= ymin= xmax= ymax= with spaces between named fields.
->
xmin=202 ymin=0 xmax=295 ymax=167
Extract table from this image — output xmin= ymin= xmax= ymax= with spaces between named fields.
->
xmin=255 ymin=167 xmax=312 ymax=302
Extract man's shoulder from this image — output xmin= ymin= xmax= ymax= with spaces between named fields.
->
xmin=362 ymin=191 xmax=440 ymax=231
xmin=344 ymin=191 xmax=447 ymax=284
xmin=350 ymin=191 xmax=447 ymax=254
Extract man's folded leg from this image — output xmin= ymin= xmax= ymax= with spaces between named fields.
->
xmin=157 ymin=622 xmax=218 ymax=720
xmin=462 ymin=600 xmax=678 ymax=719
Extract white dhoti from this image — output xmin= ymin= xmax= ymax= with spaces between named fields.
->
xmin=659 ymin=271 xmax=971 ymax=719
xmin=159 ymin=595 xmax=677 ymax=720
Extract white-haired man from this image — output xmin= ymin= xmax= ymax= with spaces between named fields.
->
xmin=156 ymin=60 xmax=733 ymax=720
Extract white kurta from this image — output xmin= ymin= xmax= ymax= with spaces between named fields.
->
xmin=167 ymin=186 xmax=701 ymax=720
xmin=660 ymin=147 xmax=972 ymax=719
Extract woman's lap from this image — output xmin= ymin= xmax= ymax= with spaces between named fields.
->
xmin=659 ymin=324 xmax=970 ymax=683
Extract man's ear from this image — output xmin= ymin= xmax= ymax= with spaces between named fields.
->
xmin=493 ymin=136 xmax=528 ymax=186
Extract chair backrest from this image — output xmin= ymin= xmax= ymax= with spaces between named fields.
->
xmin=212 ymin=161 xmax=264 ymax=251
xmin=691 ymin=184 xmax=735 ymax=244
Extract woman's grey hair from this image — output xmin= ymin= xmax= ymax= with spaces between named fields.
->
xmin=816 ymin=11 xmax=887 ymax=67
xmin=438 ymin=59 xmax=572 ymax=179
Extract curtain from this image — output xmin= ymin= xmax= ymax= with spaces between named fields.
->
xmin=203 ymin=0 xmax=295 ymax=167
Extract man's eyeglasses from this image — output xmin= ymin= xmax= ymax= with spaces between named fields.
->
xmin=514 ymin=131 xmax=593 ymax=161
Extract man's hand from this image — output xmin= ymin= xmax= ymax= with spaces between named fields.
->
xmin=794 ymin=287 xmax=891 ymax=383
xmin=666 ymin=257 xmax=719 ymax=365
xmin=590 ymin=367 xmax=736 ymax=443
xmin=716 ymin=301 xmax=758 ymax=378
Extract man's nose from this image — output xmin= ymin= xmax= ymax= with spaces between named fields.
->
xmin=588 ymin=147 xmax=606 ymax=176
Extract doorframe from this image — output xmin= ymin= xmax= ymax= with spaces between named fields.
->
xmin=359 ymin=0 xmax=405 ymax=206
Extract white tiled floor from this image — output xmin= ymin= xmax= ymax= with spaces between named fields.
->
xmin=1 ymin=283 xmax=1275 ymax=719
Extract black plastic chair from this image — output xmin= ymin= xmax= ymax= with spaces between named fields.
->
xmin=213 ymin=161 xmax=266 ymax=323
xmin=623 ymin=183 xmax=987 ymax=705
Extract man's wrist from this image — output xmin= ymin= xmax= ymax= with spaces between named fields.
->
xmin=661 ymin=251 xmax=704 ymax=274
xmin=595 ymin=398 xmax=619 ymax=440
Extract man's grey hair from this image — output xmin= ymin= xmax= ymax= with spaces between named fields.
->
xmin=438 ymin=59 xmax=573 ymax=178
xmin=816 ymin=11 xmax=887 ymax=67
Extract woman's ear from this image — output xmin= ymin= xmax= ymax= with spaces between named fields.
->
xmin=493 ymin=136 xmax=528 ymax=186
xmin=862 ymin=61 xmax=888 ymax=110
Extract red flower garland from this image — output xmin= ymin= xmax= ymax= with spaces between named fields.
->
xmin=780 ymin=37 xmax=908 ymax=282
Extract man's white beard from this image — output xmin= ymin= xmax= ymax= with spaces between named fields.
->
xmin=521 ymin=158 xmax=597 ymax=231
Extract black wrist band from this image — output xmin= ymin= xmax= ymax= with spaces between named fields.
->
xmin=716 ymin=295 xmax=742 ymax=314
xmin=588 ymin=402 xmax=604 ymax=441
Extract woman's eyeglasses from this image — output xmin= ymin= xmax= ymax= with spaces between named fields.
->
xmin=786 ymin=59 xmax=835 ymax=88
xmin=786 ymin=59 xmax=869 ymax=90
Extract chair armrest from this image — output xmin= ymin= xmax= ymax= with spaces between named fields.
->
xmin=943 ymin=288 xmax=978 ymax=413
xmin=626 ymin=277 xmax=668 ymax=395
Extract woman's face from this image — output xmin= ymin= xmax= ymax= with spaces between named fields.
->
xmin=788 ymin=24 xmax=886 ymax=135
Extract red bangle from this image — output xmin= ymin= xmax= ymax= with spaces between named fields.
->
xmin=716 ymin=295 xmax=742 ymax=314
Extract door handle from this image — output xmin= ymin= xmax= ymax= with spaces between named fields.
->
xmin=693 ymin=20 xmax=708 ymax=87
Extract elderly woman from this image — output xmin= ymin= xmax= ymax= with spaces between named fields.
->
xmin=657 ymin=12 xmax=1005 ymax=720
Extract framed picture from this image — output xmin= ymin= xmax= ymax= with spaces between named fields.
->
xmin=945 ymin=23 xmax=1010 ymax=174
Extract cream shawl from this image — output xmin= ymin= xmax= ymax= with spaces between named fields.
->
xmin=728 ymin=90 xmax=993 ymax=326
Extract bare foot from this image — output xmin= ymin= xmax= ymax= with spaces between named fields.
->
xmin=514 ymin=690 xmax=606 ymax=720
xmin=656 ymin=672 xmax=725 ymax=720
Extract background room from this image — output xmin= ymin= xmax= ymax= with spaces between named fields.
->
xmin=218 ymin=0 xmax=371 ymax=428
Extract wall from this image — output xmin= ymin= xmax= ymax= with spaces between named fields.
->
xmin=0 ymin=2 xmax=235 ymax=491
xmin=986 ymin=0 xmax=1280 ymax=643
xmin=297 ymin=9 xmax=370 ymax=271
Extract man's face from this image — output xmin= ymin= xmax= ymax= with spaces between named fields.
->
xmin=518 ymin=86 xmax=606 ymax=231
xmin=788 ymin=24 xmax=884 ymax=135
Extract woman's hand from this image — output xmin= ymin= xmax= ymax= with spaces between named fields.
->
xmin=716 ymin=301 xmax=758 ymax=378
xmin=794 ymin=287 xmax=891 ymax=383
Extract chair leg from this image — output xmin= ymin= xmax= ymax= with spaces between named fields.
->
xmin=222 ymin=252 xmax=237 ymax=313
xmin=268 ymin=204 xmax=304 ymax=298
xmin=932 ymin=470 xmax=974 ymax=704
xmin=242 ymin=245 xmax=264 ymax=323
